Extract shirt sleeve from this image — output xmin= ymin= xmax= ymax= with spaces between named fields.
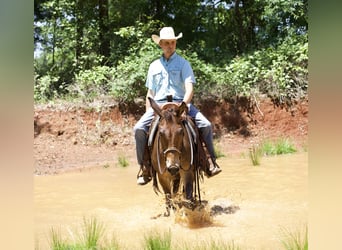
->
xmin=182 ymin=60 xmax=196 ymax=85
xmin=145 ymin=64 xmax=154 ymax=90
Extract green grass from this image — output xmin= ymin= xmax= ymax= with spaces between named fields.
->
xmin=50 ymin=227 xmax=68 ymax=250
xmin=182 ymin=240 xmax=242 ymax=250
xmin=48 ymin=217 xmax=120 ymax=250
xmin=248 ymin=137 xmax=297 ymax=165
xmin=261 ymin=138 xmax=297 ymax=156
xmin=47 ymin=223 xmax=243 ymax=250
xmin=248 ymin=144 xmax=263 ymax=166
xmin=280 ymin=224 xmax=308 ymax=250
xmin=143 ymin=229 xmax=172 ymax=250
xmin=118 ymin=155 xmax=129 ymax=167
xmin=81 ymin=217 xmax=105 ymax=248
xmin=45 ymin=217 xmax=307 ymax=250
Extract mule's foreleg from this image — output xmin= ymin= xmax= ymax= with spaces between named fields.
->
xmin=184 ymin=181 xmax=193 ymax=200
xmin=183 ymin=171 xmax=195 ymax=202
xmin=164 ymin=193 xmax=174 ymax=217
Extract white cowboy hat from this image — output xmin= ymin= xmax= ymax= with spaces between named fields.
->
xmin=152 ymin=27 xmax=183 ymax=45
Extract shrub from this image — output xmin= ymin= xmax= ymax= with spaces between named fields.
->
xmin=216 ymin=36 xmax=308 ymax=107
xmin=34 ymin=74 xmax=61 ymax=102
xmin=70 ymin=66 xmax=113 ymax=102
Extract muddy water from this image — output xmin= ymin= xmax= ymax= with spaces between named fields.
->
xmin=34 ymin=152 xmax=307 ymax=250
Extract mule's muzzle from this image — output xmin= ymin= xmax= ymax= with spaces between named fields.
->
xmin=167 ymin=164 xmax=179 ymax=175
xmin=164 ymin=147 xmax=181 ymax=175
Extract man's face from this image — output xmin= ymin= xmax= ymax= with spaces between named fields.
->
xmin=159 ymin=39 xmax=177 ymax=59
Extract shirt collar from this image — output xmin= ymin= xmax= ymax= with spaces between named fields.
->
xmin=162 ymin=52 xmax=177 ymax=63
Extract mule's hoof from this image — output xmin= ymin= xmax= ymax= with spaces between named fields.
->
xmin=182 ymin=200 xmax=196 ymax=210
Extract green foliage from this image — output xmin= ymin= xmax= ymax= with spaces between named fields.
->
xmin=34 ymin=0 xmax=308 ymax=105
xmin=109 ymin=39 xmax=158 ymax=102
xmin=70 ymin=66 xmax=113 ymax=102
xmin=34 ymin=74 xmax=61 ymax=102
xmin=181 ymin=49 xmax=218 ymax=99
xmin=216 ymin=35 xmax=308 ymax=106
xmin=261 ymin=138 xmax=297 ymax=156
xmin=112 ymin=21 xmax=162 ymax=98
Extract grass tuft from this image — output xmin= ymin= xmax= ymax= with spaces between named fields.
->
xmin=262 ymin=138 xmax=297 ymax=156
xmin=50 ymin=227 xmax=68 ymax=250
xmin=143 ymin=229 xmax=172 ymax=250
xmin=248 ymin=137 xmax=297 ymax=166
xmin=249 ymin=144 xmax=263 ymax=166
xmin=45 ymin=217 xmax=307 ymax=250
xmin=280 ymin=224 xmax=308 ymax=250
xmin=81 ymin=216 xmax=105 ymax=248
xmin=118 ymin=155 xmax=129 ymax=168
xmin=48 ymin=216 xmax=111 ymax=250
xmin=182 ymin=239 xmax=242 ymax=250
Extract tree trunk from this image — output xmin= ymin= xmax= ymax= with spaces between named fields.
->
xmin=234 ymin=0 xmax=245 ymax=54
xmin=75 ymin=0 xmax=83 ymax=68
xmin=99 ymin=0 xmax=110 ymax=64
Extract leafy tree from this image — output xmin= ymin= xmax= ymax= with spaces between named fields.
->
xmin=34 ymin=0 xmax=308 ymax=106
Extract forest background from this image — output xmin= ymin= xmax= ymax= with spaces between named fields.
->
xmin=34 ymin=0 xmax=308 ymax=107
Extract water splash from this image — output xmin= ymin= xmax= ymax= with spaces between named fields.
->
xmin=174 ymin=202 xmax=213 ymax=228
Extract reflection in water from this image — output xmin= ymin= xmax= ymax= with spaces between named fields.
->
xmin=35 ymin=152 xmax=307 ymax=249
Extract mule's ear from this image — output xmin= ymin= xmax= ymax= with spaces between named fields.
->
xmin=177 ymin=102 xmax=188 ymax=117
xmin=148 ymin=97 xmax=163 ymax=117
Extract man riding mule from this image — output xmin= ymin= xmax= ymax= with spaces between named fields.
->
xmin=133 ymin=26 xmax=221 ymax=186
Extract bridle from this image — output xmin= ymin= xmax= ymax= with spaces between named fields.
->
xmin=163 ymin=147 xmax=181 ymax=155
xmin=156 ymin=120 xmax=193 ymax=174
xmin=156 ymin=131 xmax=183 ymax=174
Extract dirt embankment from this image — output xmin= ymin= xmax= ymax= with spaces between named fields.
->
xmin=34 ymin=97 xmax=308 ymax=175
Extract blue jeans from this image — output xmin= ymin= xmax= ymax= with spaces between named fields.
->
xmin=133 ymin=103 xmax=216 ymax=166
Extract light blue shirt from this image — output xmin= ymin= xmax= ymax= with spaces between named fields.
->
xmin=145 ymin=52 xmax=196 ymax=102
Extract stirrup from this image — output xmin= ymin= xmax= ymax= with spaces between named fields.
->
xmin=137 ymin=166 xmax=152 ymax=185
xmin=205 ymin=161 xmax=222 ymax=178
